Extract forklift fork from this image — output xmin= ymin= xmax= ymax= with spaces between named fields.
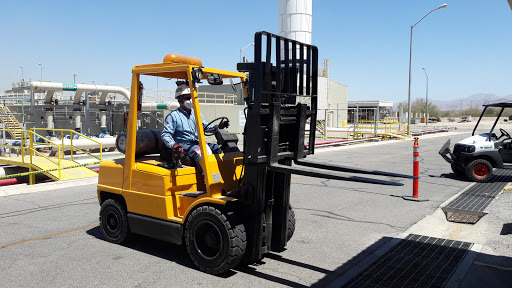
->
xmin=269 ymin=163 xmax=408 ymax=186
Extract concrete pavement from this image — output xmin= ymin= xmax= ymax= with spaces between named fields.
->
xmin=0 ymin=130 xmax=510 ymax=287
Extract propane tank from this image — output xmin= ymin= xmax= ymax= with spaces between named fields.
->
xmin=116 ymin=129 xmax=164 ymax=156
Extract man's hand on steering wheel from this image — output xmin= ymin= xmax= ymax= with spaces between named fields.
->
xmin=205 ymin=117 xmax=230 ymax=136
xmin=218 ymin=119 xmax=230 ymax=129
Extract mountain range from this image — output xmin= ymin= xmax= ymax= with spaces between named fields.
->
xmin=431 ymin=93 xmax=512 ymax=111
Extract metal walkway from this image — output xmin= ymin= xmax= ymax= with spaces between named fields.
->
xmin=441 ymin=169 xmax=512 ymax=224
xmin=0 ymin=156 xmax=97 ymax=181
xmin=342 ymin=234 xmax=473 ymax=288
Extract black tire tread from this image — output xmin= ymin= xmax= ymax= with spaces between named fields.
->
xmin=451 ymin=162 xmax=466 ymax=177
xmin=185 ymin=206 xmax=246 ymax=275
xmin=287 ymin=205 xmax=296 ymax=241
xmin=99 ymin=198 xmax=130 ymax=244
xmin=465 ymin=158 xmax=494 ymax=183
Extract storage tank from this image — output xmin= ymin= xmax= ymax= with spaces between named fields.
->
xmin=279 ymin=0 xmax=313 ymax=44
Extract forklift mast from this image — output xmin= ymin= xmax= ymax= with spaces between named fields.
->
xmin=240 ymin=31 xmax=318 ymax=163
xmin=237 ymin=32 xmax=416 ymax=264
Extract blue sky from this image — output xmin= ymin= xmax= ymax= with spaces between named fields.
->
xmin=1 ymin=0 xmax=511 ymax=103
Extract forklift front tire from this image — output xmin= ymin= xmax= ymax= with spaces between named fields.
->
xmin=466 ymin=159 xmax=494 ymax=183
xmin=185 ymin=206 xmax=246 ymax=275
xmin=99 ymin=199 xmax=130 ymax=244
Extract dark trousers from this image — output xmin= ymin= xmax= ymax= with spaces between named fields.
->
xmin=161 ymin=141 xmax=222 ymax=172
xmin=182 ymin=141 xmax=222 ymax=172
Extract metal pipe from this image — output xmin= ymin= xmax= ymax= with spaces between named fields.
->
xmin=50 ymin=137 xmax=116 ymax=152
xmin=100 ymin=110 xmax=108 ymax=132
xmin=422 ymin=67 xmax=429 ymax=126
xmin=140 ymin=102 xmax=180 ymax=112
xmin=73 ymin=110 xmax=81 ymax=130
xmin=27 ymin=81 xmax=130 ymax=105
xmin=45 ymin=110 xmax=54 ymax=130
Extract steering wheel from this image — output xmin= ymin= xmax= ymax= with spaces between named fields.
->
xmin=204 ymin=117 xmax=229 ymax=136
xmin=500 ymin=128 xmax=511 ymax=140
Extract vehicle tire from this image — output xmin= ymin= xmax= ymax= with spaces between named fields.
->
xmin=99 ymin=199 xmax=130 ymax=244
xmin=451 ymin=162 xmax=466 ymax=177
xmin=287 ymin=204 xmax=296 ymax=242
xmin=185 ymin=206 xmax=246 ymax=275
xmin=465 ymin=159 xmax=494 ymax=183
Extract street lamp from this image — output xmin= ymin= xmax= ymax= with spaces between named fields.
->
xmin=20 ymin=66 xmax=23 ymax=81
xmin=407 ymin=3 xmax=447 ymax=137
xmin=422 ymin=67 xmax=429 ymax=126
xmin=38 ymin=63 xmax=43 ymax=81
xmin=74 ymin=73 xmax=77 ymax=84
xmin=240 ymin=42 xmax=255 ymax=62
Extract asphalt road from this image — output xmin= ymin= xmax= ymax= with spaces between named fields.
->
xmin=0 ymin=131 xmax=480 ymax=287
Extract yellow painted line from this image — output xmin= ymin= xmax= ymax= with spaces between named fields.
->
xmin=0 ymin=224 xmax=99 ymax=249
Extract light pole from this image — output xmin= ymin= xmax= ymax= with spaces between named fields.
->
xmin=74 ymin=73 xmax=77 ymax=84
xmin=20 ymin=66 xmax=24 ymax=81
xmin=38 ymin=63 xmax=43 ymax=81
xmin=240 ymin=42 xmax=255 ymax=62
xmin=407 ymin=3 xmax=447 ymax=137
xmin=422 ymin=67 xmax=429 ymax=126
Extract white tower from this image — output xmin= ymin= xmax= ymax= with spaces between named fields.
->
xmin=279 ymin=0 xmax=313 ymax=44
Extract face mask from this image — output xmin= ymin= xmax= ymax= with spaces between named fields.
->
xmin=184 ymin=100 xmax=192 ymax=109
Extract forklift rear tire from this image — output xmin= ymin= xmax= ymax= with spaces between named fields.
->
xmin=185 ymin=206 xmax=246 ymax=275
xmin=465 ymin=159 xmax=493 ymax=183
xmin=99 ymin=199 xmax=130 ymax=244
xmin=287 ymin=204 xmax=296 ymax=242
xmin=451 ymin=162 xmax=466 ymax=177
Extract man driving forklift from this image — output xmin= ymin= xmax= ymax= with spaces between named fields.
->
xmin=161 ymin=82 xmax=229 ymax=169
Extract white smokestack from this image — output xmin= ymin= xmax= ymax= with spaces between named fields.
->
xmin=279 ymin=0 xmax=313 ymax=44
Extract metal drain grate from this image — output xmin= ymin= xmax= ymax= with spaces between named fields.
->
xmin=342 ymin=234 xmax=473 ymax=288
xmin=442 ymin=169 xmax=512 ymax=223
xmin=446 ymin=213 xmax=481 ymax=224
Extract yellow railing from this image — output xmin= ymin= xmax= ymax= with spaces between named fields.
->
xmin=30 ymin=128 xmax=103 ymax=162
xmin=0 ymin=128 xmax=103 ymax=182
xmin=352 ymin=120 xmax=409 ymax=139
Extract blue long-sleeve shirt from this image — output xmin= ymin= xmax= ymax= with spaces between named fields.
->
xmin=161 ymin=107 xmax=213 ymax=148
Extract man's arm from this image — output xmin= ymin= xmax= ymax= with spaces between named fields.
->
xmin=202 ymin=114 xmax=215 ymax=132
xmin=161 ymin=113 xmax=177 ymax=148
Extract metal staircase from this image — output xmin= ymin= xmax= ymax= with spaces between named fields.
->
xmin=0 ymin=106 xmax=22 ymax=140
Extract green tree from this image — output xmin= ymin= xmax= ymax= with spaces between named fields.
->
xmin=483 ymin=107 xmax=500 ymax=117
xmin=410 ymin=98 xmax=441 ymax=117
xmin=460 ymin=107 xmax=483 ymax=117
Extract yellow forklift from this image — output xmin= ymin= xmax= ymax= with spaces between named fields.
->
xmin=97 ymin=31 xmax=415 ymax=274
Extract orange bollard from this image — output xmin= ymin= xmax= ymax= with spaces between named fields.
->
xmin=403 ymin=137 xmax=429 ymax=202
xmin=413 ymin=137 xmax=420 ymax=197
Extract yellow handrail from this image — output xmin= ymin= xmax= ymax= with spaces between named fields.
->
xmin=30 ymin=128 xmax=103 ymax=162
xmin=0 ymin=128 xmax=104 ymax=182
